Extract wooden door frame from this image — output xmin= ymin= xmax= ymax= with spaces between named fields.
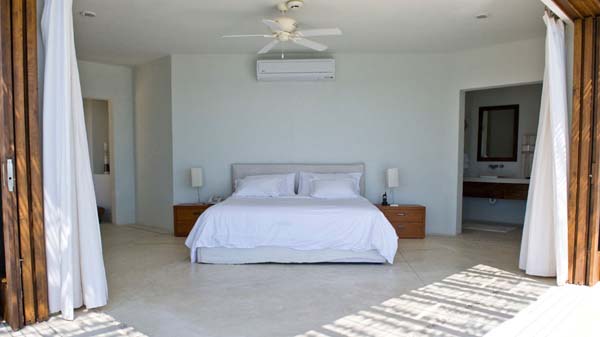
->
xmin=0 ymin=0 xmax=48 ymax=329
xmin=0 ymin=0 xmax=24 ymax=328
xmin=554 ymin=0 xmax=600 ymax=286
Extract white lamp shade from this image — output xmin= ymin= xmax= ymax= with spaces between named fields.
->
xmin=386 ymin=168 xmax=400 ymax=188
xmin=191 ymin=168 xmax=204 ymax=187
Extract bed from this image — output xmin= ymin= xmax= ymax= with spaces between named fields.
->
xmin=185 ymin=163 xmax=398 ymax=264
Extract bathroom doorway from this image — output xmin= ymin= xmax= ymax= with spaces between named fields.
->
xmin=460 ymin=83 xmax=542 ymax=234
xmin=83 ymin=98 xmax=113 ymax=223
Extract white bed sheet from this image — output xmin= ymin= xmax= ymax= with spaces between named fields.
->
xmin=185 ymin=196 xmax=398 ymax=263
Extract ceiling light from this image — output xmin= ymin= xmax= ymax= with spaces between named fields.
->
xmin=79 ymin=10 xmax=97 ymax=18
xmin=287 ymin=0 xmax=304 ymax=10
xmin=475 ymin=13 xmax=489 ymax=19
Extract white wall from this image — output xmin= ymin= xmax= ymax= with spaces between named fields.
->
xmin=134 ymin=56 xmax=173 ymax=231
xmin=78 ymin=61 xmax=136 ymax=225
xmin=169 ymin=37 xmax=545 ymax=235
xmin=171 ymin=53 xmax=453 ymax=233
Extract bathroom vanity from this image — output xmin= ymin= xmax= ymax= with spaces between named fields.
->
xmin=463 ymin=177 xmax=529 ymax=200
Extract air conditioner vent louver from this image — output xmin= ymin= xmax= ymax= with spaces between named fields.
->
xmin=257 ymin=59 xmax=335 ymax=81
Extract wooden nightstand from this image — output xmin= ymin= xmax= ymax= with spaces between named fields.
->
xmin=173 ymin=203 xmax=212 ymax=237
xmin=376 ymin=204 xmax=426 ymax=239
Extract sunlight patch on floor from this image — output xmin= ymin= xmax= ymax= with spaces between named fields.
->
xmin=297 ymin=265 xmax=553 ymax=337
xmin=0 ymin=311 xmax=147 ymax=337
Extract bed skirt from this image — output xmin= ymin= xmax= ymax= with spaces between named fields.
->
xmin=195 ymin=247 xmax=387 ymax=264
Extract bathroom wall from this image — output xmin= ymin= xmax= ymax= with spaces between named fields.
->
xmin=463 ymin=83 xmax=542 ymax=179
xmin=462 ymin=83 xmax=543 ymax=225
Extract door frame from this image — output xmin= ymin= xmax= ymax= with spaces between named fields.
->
xmin=0 ymin=0 xmax=48 ymax=329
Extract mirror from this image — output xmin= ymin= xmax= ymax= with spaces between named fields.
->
xmin=477 ymin=105 xmax=519 ymax=162
xmin=83 ymin=98 xmax=110 ymax=174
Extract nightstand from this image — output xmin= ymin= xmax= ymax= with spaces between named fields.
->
xmin=173 ymin=203 xmax=212 ymax=237
xmin=376 ymin=204 xmax=426 ymax=239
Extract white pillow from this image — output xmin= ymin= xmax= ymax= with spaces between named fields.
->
xmin=310 ymin=178 xmax=360 ymax=199
xmin=298 ymin=172 xmax=362 ymax=196
xmin=233 ymin=173 xmax=296 ymax=197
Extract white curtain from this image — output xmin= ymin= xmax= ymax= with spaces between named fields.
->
xmin=519 ymin=12 xmax=569 ymax=285
xmin=41 ymin=0 xmax=108 ymax=319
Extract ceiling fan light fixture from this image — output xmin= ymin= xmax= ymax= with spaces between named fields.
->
xmin=278 ymin=32 xmax=291 ymax=41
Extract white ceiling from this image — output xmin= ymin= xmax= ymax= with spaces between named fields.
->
xmin=73 ymin=0 xmax=546 ymax=66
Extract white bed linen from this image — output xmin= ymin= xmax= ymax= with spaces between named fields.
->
xmin=185 ymin=196 xmax=398 ymax=263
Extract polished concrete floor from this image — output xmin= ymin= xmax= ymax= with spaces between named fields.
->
xmin=97 ymin=223 xmax=552 ymax=337
xmin=4 ymin=223 xmax=597 ymax=337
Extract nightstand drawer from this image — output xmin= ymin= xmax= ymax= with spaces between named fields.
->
xmin=175 ymin=206 xmax=210 ymax=222
xmin=381 ymin=209 xmax=424 ymax=223
xmin=173 ymin=204 xmax=212 ymax=237
xmin=389 ymin=222 xmax=425 ymax=239
xmin=174 ymin=221 xmax=195 ymax=237
xmin=376 ymin=204 xmax=426 ymax=239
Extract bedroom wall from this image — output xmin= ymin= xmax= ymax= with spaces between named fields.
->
xmin=78 ymin=61 xmax=136 ymax=225
xmin=169 ymin=36 xmax=545 ymax=235
xmin=134 ymin=56 xmax=174 ymax=230
xmin=171 ymin=53 xmax=452 ymax=233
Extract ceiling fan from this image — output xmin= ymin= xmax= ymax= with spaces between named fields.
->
xmin=222 ymin=0 xmax=342 ymax=55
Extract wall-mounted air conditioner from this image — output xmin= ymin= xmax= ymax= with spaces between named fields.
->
xmin=256 ymin=59 xmax=335 ymax=81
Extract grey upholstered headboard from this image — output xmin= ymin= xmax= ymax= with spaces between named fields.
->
xmin=231 ymin=163 xmax=366 ymax=196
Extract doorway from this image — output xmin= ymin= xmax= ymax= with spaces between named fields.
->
xmin=460 ymin=83 xmax=542 ymax=235
xmin=83 ymin=98 xmax=113 ymax=223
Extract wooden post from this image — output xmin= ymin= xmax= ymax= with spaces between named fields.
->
xmin=568 ymin=14 xmax=600 ymax=286
xmin=0 ymin=0 xmax=48 ymax=329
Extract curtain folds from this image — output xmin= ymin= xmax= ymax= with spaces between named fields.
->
xmin=519 ymin=12 xmax=569 ymax=285
xmin=41 ymin=0 xmax=108 ymax=319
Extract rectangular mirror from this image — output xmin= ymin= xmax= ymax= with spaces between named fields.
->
xmin=83 ymin=98 xmax=110 ymax=174
xmin=477 ymin=104 xmax=519 ymax=162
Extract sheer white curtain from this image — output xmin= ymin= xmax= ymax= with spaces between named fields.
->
xmin=41 ymin=0 xmax=108 ymax=319
xmin=519 ymin=12 xmax=569 ymax=285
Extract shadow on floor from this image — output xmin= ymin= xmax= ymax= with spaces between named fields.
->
xmin=296 ymin=264 xmax=552 ymax=337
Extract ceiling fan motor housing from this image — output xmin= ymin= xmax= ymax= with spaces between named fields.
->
xmin=275 ymin=16 xmax=298 ymax=32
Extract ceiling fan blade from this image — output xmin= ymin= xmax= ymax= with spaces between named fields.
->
xmin=258 ymin=39 xmax=280 ymax=54
xmin=292 ymin=38 xmax=328 ymax=52
xmin=295 ymin=28 xmax=342 ymax=37
xmin=262 ymin=19 xmax=283 ymax=32
xmin=222 ymin=34 xmax=272 ymax=38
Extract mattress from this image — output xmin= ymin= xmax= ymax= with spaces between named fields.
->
xmin=185 ymin=196 xmax=398 ymax=264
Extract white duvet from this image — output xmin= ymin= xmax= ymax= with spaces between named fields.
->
xmin=185 ymin=196 xmax=398 ymax=263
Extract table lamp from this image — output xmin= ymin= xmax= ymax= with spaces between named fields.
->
xmin=191 ymin=167 xmax=204 ymax=203
xmin=386 ymin=168 xmax=400 ymax=206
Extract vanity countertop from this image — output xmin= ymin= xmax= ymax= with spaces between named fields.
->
xmin=463 ymin=177 xmax=530 ymax=184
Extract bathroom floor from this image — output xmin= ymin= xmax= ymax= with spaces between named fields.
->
xmin=462 ymin=220 xmax=521 ymax=234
